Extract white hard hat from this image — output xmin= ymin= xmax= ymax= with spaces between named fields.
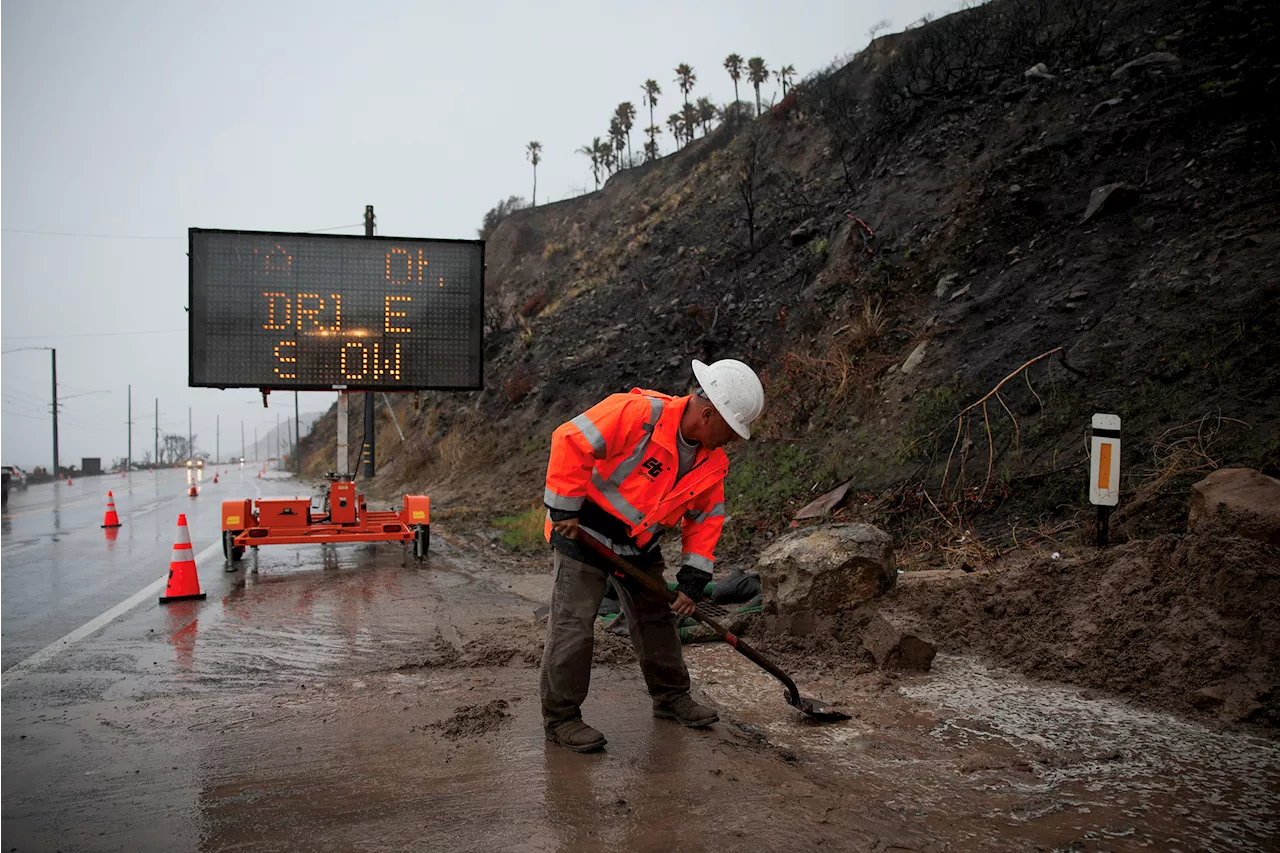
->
xmin=691 ymin=358 xmax=765 ymax=439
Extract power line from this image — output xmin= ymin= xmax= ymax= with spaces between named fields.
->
xmin=0 ymin=409 xmax=47 ymax=422
xmin=1 ymin=228 xmax=179 ymax=240
xmin=0 ymin=222 xmax=365 ymax=241
xmin=3 ymin=329 xmax=185 ymax=342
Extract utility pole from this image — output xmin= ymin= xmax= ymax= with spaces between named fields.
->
xmin=361 ymin=204 xmax=377 ymax=479
xmin=254 ymin=427 xmax=259 ymax=462
xmin=295 ymin=391 xmax=302 ymax=475
xmin=127 ymin=384 xmax=132 ymax=471
xmin=155 ymin=398 xmax=159 ymax=466
xmin=5 ymin=348 xmax=61 ymax=475
xmin=51 ymin=349 xmax=59 ymax=476
xmin=216 ymin=414 xmax=220 ymax=465
xmin=188 ymin=407 xmax=193 ymax=461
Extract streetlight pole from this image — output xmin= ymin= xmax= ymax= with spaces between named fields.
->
xmin=2 ymin=346 xmax=64 ymax=476
xmin=51 ymin=348 xmax=59 ymax=476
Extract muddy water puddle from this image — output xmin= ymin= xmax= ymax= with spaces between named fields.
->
xmin=691 ymin=644 xmax=1280 ymax=852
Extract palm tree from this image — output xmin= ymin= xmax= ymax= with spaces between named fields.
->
xmin=525 ymin=141 xmax=542 ymax=206
xmin=577 ymin=137 xmax=605 ymax=191
xmin=670 ymin=111 xmax=691 ymax=147
xmin=642 ymin=79 xmax=661 ymax=158
xmin=615 ymin=101 xmax=637 ymax=166
xmin=747 ymin=57 xmax=769 ymax=116
xmin=596 ymin=137 xmax=614 ymax=179
xmin=681 ymin=102 xmax=700 ymax=141
xmin=608 ymin=116 xmax=626 ymax=172
xmin=695 ymin=97 xmax=716 ymax=136
xmin=778 ymin=64 xmax=796 ymax=97
xmin=724 ymin=54 xmax=744 ymax=107
xmin=674 ymin=63 xmax=696 ymax=107
xmin=643 ymin=134 xmax=659 ymax=162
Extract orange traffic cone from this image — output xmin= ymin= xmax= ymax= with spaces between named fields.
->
xmin=121 ymin=471 xmax=126 ymax=478
xmin=101 ymin=492 xmax=122 ymax=528
xmin=66 ymin=476 xmax=73 ymax=485
xmin=160 ymin=514 xmax=206 ymax=603
xmin=188 ymin=484 xmax=198 ymax=497
xmin=213 ymin=473 xmax=219 ymax=484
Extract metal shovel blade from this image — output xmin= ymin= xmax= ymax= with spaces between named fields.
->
xmin=788 ymin=693 xmax=851 ymax=722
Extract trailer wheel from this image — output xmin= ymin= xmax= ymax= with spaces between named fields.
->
xmin=413 ymin=524 xmax=430 ymax=561
xmin=223 ymin=529 xmax=245 ymax=569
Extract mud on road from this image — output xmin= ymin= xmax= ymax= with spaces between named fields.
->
xmin=3 ymin=527 xmax=1277 ymax=852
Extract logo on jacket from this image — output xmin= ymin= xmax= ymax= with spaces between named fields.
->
xmin=640 ymin=458 xmax=665 ymax=479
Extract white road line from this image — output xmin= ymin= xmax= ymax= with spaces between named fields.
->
xmin=0 ymin=538 xmax=225 ymax=690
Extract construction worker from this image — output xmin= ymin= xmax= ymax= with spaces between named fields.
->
xmin=541 ymin=358 xmax=765 ymax=752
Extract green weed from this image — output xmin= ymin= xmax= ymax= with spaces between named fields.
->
xmin=494 ymin=504 xmax=547 ymax=552
xmin=726 ymin=443 xmax=812 ymax=513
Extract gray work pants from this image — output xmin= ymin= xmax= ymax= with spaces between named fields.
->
xmin=540 ymin=549 xmax=690 ymax=728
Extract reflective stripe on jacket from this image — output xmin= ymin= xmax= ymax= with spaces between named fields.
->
xmin=544 ymin=389 xmax=728 ymax=572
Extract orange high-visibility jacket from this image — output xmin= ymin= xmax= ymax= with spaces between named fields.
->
xmin=544 ymin=389 xmax=728 ymax=573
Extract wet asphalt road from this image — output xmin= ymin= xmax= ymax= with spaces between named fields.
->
xmin=1 ymin=467 xmax=268 ymax=672
xmin=3 ymin=471 xmax=1278 ymax=852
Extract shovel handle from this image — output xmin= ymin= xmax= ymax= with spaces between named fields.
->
xmin=576 ymin=531 xmax=804 ymax=706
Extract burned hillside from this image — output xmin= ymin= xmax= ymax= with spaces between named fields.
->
xmin=304 ymin=0 xmax=1277 ymax=564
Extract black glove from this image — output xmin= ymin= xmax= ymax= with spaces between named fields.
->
xmin=675 ymin=565 xmax=712 ymax=601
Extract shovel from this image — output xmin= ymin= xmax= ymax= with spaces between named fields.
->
xmin=577 ymin=531 xmax=849 ymax=722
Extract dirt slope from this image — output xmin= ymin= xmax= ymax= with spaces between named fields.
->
xmin=297 ymin=0 xmax=1280 ymax=722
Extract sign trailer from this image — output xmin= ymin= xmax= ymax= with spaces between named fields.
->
xmin=188 ymin=223 xmax=484 ymax=563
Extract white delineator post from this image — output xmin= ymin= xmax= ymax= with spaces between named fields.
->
xmin=1089 ymin=413 xmax=1121 ymax=546
xmin=336 ymin=391 xmax=349 ymax=475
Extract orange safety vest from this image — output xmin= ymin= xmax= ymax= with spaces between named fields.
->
xmin=544 ymin=389 xmax=728 ymax=572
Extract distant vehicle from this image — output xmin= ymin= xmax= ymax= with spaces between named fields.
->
xmin=2 ymin=465 xmax=28 ymax=489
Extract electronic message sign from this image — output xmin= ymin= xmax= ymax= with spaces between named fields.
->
xmin=189 ymin=228 xmax=484 ymax=391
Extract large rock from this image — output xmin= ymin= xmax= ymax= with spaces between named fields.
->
xmin=1081 ymin=183 xmax=1139 ymax=224
xmin=1188 ymin=468 xmax=1280 ymax=545
xmin=1111 ymin=52 xmax=1181 ymax=79
xmin=756 ymin=524 xmax=896 ymax=619
xmin=862 ymin=612 xmax=936 ymax=671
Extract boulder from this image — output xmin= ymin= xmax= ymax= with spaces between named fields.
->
xmin=863 ymin=612 xmax=936 ymax=671
xmin=935 ymin=272 xmax=960 ymax=298
xmin=1188 ymin=468 xmax=1280 ymax=545
xmin=1023 ymin=62 xmax=1055 ymax=80
xmin=756 ymin=523 xmax=896 ymax=617
xmin=1081 ymin=183 xmax=1139 ymax=224
xmin=900 ymin=341 xmax=928 ymax=375
xmin=787 ymin=218 xmax=820 ymax=247
xmin=1090 ymin=96 xmax=1124 ymax=117
xmin=1188 ymin=686 xmax=1226 ymax=710
xmin=1111 ymin=52 xmax=1181 ymax=79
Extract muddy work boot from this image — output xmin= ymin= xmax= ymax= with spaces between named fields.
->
xmin=545 ymin=719 xmax=607 ymax=753
xmin=653 ymin=695 xmax=719 ymax=728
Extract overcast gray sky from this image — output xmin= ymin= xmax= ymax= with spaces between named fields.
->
xmin=2 ymin=0 xmax=949 ymax=470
